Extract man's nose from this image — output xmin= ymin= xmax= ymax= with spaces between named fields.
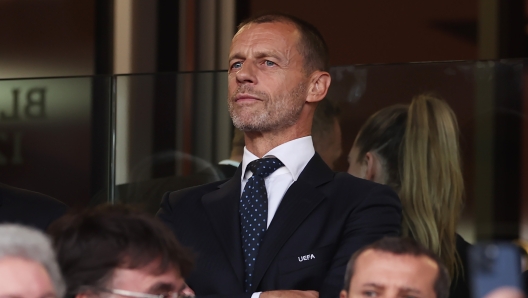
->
xmin=236 ymin=62 xmax=258 ymax=84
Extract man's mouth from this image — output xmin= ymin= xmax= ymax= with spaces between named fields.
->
xmin=235 ymin=94 xmax=261 ymax=103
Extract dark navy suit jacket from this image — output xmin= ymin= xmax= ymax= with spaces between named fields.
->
xmin=0 ymin=183 xmax=68 ymax=231
xmin=157 ymin=153 xmax=401 ymax=298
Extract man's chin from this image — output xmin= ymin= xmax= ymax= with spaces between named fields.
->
xmin=233 ymin=120 xmax=293 ymax=133
xmin=232 ymin=119 xmax=268 ymax=132
xmin=233 ymin=122 xmax=264 ymax=132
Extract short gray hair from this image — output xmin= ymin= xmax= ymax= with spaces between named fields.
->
xmin=0 ymin=224 xmax=65 ymax=297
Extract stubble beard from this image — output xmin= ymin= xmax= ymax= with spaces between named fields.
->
xmin=228 ymin=81 xmax=307 ymax=132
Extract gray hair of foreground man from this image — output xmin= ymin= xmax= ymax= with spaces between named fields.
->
xmin=0 ymin=224 xmax=66 ymax=297
xmin=343 ymin=237 xmax=450 ymax=298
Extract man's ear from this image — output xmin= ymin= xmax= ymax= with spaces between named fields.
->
xmin=339 ymin=290 xmax=348 ymax=298
xmin=364 ymin=152 xmax=386 ymax=184
xmin=306 ymin=71 xmax=331 ymax=103
xmin=364 ymin=152 xmax=380 ymax=182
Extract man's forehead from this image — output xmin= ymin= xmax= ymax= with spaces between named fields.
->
xmin=353 ymin=249 xmax=438 ymax=289
xmin=359 ymin=249 xmax=437 ymax=269
xmin=229 ymin=23 xmax=304 ymax=64
xmin=233 ymin=21 xmax=299 ymax=43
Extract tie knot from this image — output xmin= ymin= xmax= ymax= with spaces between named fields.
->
xmin=247 ymin=158 xmax=284 ymax=178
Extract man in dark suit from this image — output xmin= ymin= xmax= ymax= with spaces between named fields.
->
xmin=0 ymin=183 xmax=67 ymax=231
xmin=157 ymin=13 xmax=401 ymax=298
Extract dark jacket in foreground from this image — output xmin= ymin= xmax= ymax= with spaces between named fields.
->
xmin=157 ymin=153 xmax=402 ymax=298
xmin=0 ymin=183 xmax=68 ymax=231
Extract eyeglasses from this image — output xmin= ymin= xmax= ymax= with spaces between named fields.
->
xmin=98 ymin=288 xmax=195 ymax=298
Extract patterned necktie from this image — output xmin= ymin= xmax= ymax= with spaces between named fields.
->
xmin=240 ymin=158 xmax=284 ymax=292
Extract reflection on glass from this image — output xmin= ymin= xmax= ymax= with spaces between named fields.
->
xmin=0 ymin=60 xmax=526 ymax=242
xmin=0 ymin=76 xmax=112 ymax=211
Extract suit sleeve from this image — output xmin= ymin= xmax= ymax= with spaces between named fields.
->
xmin=319 ymin=183 xmax=402 ymax=298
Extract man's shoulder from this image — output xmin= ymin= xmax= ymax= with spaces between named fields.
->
xmin=0 ymin=183 xmax=67 ymax=210
xmin=325 ymin=171 xmax=389 ymax=192
xmin=319 ymin=172 xmax=400 ymax=205
xmin=163 ymin=179 xmax=229 ymax=205
xmin=157 ymin=178 xmax=233 ymax=222
xmin=0 ymin=183 xmax=68 ymax=231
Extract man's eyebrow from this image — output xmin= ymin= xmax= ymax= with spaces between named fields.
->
xmin=399 ymin=287 xmax=422 ymax=294
xmin=147 ymin=282 xmax=176 ymax=293
xmin=252 ymin=51 xmax=283 ymax=61
xmin=228 ymin=53 xmax=245 ymax=62
xmin=363 ymin=282 xmax=384 ymax=289
xmin=363 ymin=283 xmax=422 ymax=294
xmin=228 ymin=51 xmax=284 ymax=62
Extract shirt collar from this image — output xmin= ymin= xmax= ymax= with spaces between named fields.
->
xmin=218 ymin=159 xmax=241 ymax=167
xmin=241 ymin=136 xmax=315 ymax=182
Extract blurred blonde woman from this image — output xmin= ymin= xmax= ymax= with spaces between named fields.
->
xmin=347 ymin=94 xmax=469 ymax=298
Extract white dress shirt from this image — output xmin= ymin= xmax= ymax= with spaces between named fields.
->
xmin=241 ymin=136 xmax=315 ymax=298
xmin=241 ymin=136 xmax=315 ymax=228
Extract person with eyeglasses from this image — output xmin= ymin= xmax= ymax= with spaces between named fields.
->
xmin=48 ymin=205 xmax=194 ymax=298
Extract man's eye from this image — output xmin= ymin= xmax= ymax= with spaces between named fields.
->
xmin=231 ymin=62 xmax=242 ymax=69
xmin=362 ymin=291 xmax=378 ymax=297
xmin=264 ymin=60 xmax=276 ymax=67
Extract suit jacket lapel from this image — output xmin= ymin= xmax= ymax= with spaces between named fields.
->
xmin=202 ymin=166 xmax=244 ymax=286
xmin=250 ymin=153 xmax=334 ymax=291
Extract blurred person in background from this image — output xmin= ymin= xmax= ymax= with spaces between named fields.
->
xmin=48 ymin=205 xmax=194 ymax=298
xmin=0 ymin=183 xmax=67 ymax=231
xmin=312 ymin=98 xmax=342 ymax=170
xmin=347 ymin=94 xmax=470 ymax=298
xmin=340 ymin=237 xmax=450 ymax=298
xmin=0 ymin=224 xmax=65 ymax=298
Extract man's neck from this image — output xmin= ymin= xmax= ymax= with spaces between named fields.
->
xmin=244 ymin=127 xmax=310 ymax=158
